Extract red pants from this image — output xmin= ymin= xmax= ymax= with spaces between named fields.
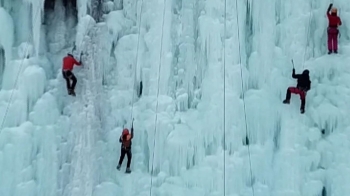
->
xmin=327 ymin=27 xmax=339 ymax=51
xmin=288 ymin=87 xmax=306 ymax=100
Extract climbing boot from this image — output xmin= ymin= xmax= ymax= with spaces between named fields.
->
xmin=116 ymin=164 xmax=121 ymax=170
xmin=300 ymin=99 xmax=306 ymax=114
xmin=283 ymin=99 xmax=290 ymax=104
xmin=125 ymin=167 xmax=131 ymax=173
xmin=283 ymin=89 xmax=291 ymax=104
xmin=69 ymin=89 xmax=76 ymax=96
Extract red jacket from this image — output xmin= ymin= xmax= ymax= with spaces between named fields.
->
xmin=327 ymin=13 xmax=341 ymax=27
xmin=62 ymin=55 xmax=81 ymax=71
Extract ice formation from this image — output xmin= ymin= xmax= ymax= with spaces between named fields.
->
xmin=0 ymin=0 xmax=350 ymax=196
xmin=0 ymin=7 xmax=14 ymax=77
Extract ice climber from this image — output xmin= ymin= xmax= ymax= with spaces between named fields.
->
xmin=326 ymin=3 xmax=342 ymax=54
xmin=117 ymin=122 xmax=134 ymax=173
xmin=62 ymin=53 xmax=81 ymax=96
xmin=283 ymin=68 xmax=311 ymax=114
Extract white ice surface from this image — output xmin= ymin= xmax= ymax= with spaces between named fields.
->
xmin=0 ymin=0 xmax=350 ymax=196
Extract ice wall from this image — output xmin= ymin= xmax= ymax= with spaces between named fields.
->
xmin=0 ymin=1 xmax=99 ymax=196
xmin=0 ymin=0 xmax=350 ymax=196
xmin=45 ymin=0 xmax=68 ymax=53
xmin=13 ymin=2 xmax=32 ymax=45
xmin=0 ymin=7 xmax=14 ymax=82
xmin=23 ymin=0 xmax=45 ymax=57
xmin=100 ymin=0 xmax=350 ymax=195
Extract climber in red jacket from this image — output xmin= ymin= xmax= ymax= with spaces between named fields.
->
xmin=326 ymin=3 xmax=342 ymax=54
xmin=117 ymin=120 xmax=134 ymax=174
xmin=62 ymin=53 xmax=81 ymax=96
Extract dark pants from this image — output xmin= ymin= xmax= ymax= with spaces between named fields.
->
xmin=286 ymin=87 xmax=306 ymax=109
xmin=327 ymin=27 xmax=339 ymax=52
xmin=62 ymin=70 xmax=77 ymax=90
xmin=118 ymin=148 xmax=132 ymax=168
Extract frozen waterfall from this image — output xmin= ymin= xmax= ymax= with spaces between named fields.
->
xmin=0 ymin=0 xmax=350 ymax=196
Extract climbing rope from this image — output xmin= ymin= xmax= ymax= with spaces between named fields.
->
xmin=149 ymin=0 xmax=167 ymax=195
xmin=0 ymin=6 xmax=97 ymax=132
xmin=0 ymin=7 xmax=42 ymax=132
xmin=223 ymin=0 xmax=227 ymax=195
xmin=129 ymin=0 xmax=145 ymax=122
xmin=302 ymin=0 xmax=313 ymax=69
xmin=234 ymin=0 xmax=255 ymax=195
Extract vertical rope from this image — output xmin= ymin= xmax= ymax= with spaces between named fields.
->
xmin=302 ymin=0 xmax=313 ymax=69
xmin=149 ymin=0 xmax=167 ymax=195
xmin=223 ymin=0 xmax=227 ymax=195
xmin=0 ymin=6 xmax=42 ymax=131
xmin=130 ymin=0 xmax=145 ymax=122
xmin=235 ymin=0 xmax=255 ymax=195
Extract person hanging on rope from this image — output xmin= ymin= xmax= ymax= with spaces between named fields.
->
xmin=62 ymin=53 xmax=82 ymax=96
xmin=283 ymin=68 xmax=311 ymax=114
xmin=117 ymin=119 xmax=134 ymax=173
xmin=326 ymin=3 xmax=342 ymax=54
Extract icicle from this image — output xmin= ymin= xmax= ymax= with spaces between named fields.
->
xmin=0 ymin=121 xmax=35 ymax=195
xmin=0 ymin=8 xmax=14 ymax=75
xmin=77 ymin=0 xmax=90 ymax=19
xmin=0 ymin=90 xmax=27 ymax=128
xmin=29 ymin=93 xmax=59 ymax=126
xmin=22 ymin=0 xmax=45 ymax=57
xmin=18 ymin=65 xmax=46 ymax=112
xmin=102 ymin=1 xmax=114 ymax=14
xmin=75 ymin=15 xmax=96 ymax=53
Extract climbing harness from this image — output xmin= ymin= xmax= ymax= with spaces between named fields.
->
xmin=149 ymin=0 xmax=167 ymax=195
xmin=235 ymin=0 xmax=255 ymax=195
xmin=0 ymin=7 xmax=42 ymax=131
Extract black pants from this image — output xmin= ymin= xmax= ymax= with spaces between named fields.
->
xmin=118 ymin=148 xmax=132 ymax=168
xmin=62 ymin=70 xmax=77 ymax=90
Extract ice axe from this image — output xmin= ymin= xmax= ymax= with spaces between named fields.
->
xmin=123 ymin=119 xmax=127 ymax=128
xmin=80 ymin=51 xmax=84 ymax=62
xmin=72 ymin=42 xmax=76 ymax=53
xmin=71 ymin=42 xmax=84 ymax=60
xmin=291 ymin=59 xmax=295 ymax=69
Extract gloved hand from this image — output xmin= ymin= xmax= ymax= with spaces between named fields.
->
xmin=328 ymin=4 xmax=333 ymax=12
